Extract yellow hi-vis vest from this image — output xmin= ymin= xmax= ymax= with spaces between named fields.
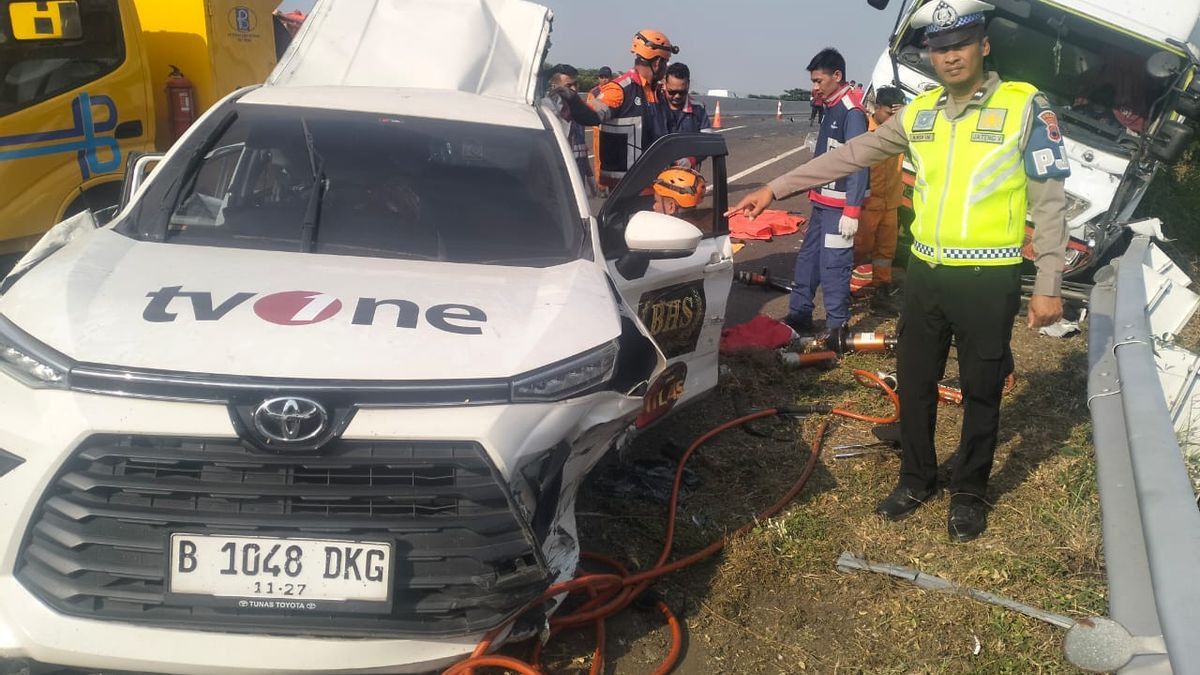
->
xmin=903 ymin=81 xmax=1037 ymax=266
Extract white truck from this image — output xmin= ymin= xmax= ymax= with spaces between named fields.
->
xmin=0 ymin=0 xmax=734 ymax=672
xmin=868 ymin=0 xmax=1200 ymax=283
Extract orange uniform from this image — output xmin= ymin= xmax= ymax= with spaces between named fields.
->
xmin=590 ymin=70 xmax=663 ymax=188
xmin=854 ymin=117 xmax=905 ymax=285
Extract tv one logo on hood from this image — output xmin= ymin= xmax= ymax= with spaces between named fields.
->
xmin=142 ymin=287 xmax=487 ymax=335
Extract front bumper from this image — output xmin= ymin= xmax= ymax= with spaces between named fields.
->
xmin=0 ymin=374 xmax=638 ymax=673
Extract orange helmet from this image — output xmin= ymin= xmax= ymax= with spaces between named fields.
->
xmin=653 ymin=167 xmax=706 ymax=208
xmin=631 ymin=29 xmax=678 ymax=61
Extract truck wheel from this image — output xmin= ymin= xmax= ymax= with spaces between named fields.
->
xmin=63 ymin=182 xmax=123 ymax=220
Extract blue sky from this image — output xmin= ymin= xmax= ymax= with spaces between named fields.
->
xmin=277 ymin=0 xmax=1200 ymax=96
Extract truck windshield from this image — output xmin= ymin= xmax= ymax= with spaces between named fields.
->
xmin=150 ymin=104 xmax=584 ymax=267
xmin=0 ymin=0 xmax=124 ymax=117
xmin=893 ymin=4 xmax=1172 ymax=155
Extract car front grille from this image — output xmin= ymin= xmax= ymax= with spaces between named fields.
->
xmin=16 ymin=435 xmax=549 ymax=638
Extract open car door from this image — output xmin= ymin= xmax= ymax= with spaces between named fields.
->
xmin=597 ymin=133 xmax=733 ymax=420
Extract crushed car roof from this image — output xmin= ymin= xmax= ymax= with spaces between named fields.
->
xmin=267 ymin=0 xmax=553 ymax=106
xmin=238 ymin=86 xmax=546 ymax=129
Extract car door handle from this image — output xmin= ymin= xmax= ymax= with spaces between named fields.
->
xmin=705 ymin=254 xmax=734 ymax=272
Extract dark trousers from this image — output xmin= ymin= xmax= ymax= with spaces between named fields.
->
xmin=897 ymin=260 xmax=1021 ymax=498
xmin=809 ymin=105 xmax=824 ymax=124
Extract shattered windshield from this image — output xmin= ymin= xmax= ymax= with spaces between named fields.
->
xmin=894 ymin=4 xmax=1172 ymax=155
xmin=151 ymin=104 xmax=583 ymax=267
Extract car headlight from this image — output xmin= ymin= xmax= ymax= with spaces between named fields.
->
xmin=1065 ymin=192 xmax=1092 ymax=221
xmin=511 ymin=340 xmax=619 ymax=402
xmin=0 ymin=316 xmax=70 ymax=388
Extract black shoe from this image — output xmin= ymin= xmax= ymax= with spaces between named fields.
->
xmin=874 ymin=485 xmax=938 ymax=521
xmin=869 ymin=283 xmax=902 ymax=317
xmin=871 ymin=423 xmax=902 ymax=446
xmin=947 ymin=494 xmax=989 ymax=542
xmin=784 ymin=313 xmax=814 ymax=332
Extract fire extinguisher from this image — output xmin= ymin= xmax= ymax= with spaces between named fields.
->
xmin=165 ymin=65 xmax=196 ymax=141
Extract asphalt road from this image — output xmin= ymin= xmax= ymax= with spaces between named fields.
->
xmin=586 ymin=114 xmax=826 ymax=326
xmin=709 ymin=114 xmax=824 ymax=326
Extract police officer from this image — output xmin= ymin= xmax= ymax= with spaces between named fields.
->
xmin=728 ymin=0 xmax=1070 ymax=542
xmin=555 ymin=30 xmax=677 ymax=189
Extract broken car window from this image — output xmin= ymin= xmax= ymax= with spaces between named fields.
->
xmin=162 ymin=104 xmax=583 ymax=266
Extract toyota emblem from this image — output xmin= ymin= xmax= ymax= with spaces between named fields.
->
xmin=252 ymin=397 xmax=328 ymax=444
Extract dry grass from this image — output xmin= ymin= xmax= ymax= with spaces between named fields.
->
xmin=548 ymin=307 xmax=1106 ymax=674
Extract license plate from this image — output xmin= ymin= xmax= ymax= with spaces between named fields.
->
xmin=168 ymin=533 xmax=392 ymax=612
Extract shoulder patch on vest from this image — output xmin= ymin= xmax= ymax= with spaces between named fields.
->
xmin=977 ymin=108 xmax=1007 ymax=132
xmin=912 ymin=110 xmax=938 ymax=132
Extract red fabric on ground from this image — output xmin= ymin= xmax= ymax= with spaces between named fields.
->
xmin=720 ymin=315 xmax=796 ymax=353
xmin=729 ymin=210 xmax=804 ymax=241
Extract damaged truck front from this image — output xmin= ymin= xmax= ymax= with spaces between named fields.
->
xmin=870 ymin=0 xmax=1200 ymax=281
xmin=0 ymin=0 xmax=734 ymax=673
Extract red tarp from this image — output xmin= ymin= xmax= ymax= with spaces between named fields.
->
xmin=728 ymin=209 xmax=805 ymax=241
xmin=720 ymin=315 xmax=796 ymax=354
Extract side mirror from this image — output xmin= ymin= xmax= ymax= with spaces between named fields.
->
xmin=1175 ymin=77 xmax=1200 ymax=119
xmin=120 ymin=152 xmax=165 ymax=211
xmin=624 ymin=210 xmax=702 ymax=258
xmin=1149 ymin=120 xmax=1194 ymax=164
xmin=616 ymin=210 xmax=703 ymax=280
xmin=1147 ymin=51 xmax=1185 ymax=80
xmin=867 ymin=0 xmax=890 ymax=8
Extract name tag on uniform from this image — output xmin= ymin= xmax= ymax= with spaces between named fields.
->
xmin=911 ymin=110 xmax=938 ymax=132
xmin=971 ymin=131 xmax=1005 ymax=144
xmin=910 ymin=132 xmax=935 ymax=142
xmin=976 ymin=108 xmax=1007 ymax=132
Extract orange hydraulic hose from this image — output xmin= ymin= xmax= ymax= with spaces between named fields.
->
xmin=832 ymin=370 xmax=901 ymax=425
xmin=652 ymin=599 xmax=684 ymax=675
xmin=445 ymin=371 xmax=899 ymax=675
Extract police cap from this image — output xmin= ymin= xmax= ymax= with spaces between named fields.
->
xmin=911 ymin=0 xmax=994 ymax=49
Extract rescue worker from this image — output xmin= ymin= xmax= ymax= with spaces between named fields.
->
xmin=727 ymin=0 xmax=1070 ymax=542
xmin=652 ymin=166 xmax=706 ymax=217
xmin=852 ymin=85 xmax=907 ymax=315
xmin=543 ymin=64 xmax=598 ymax=196
xmin=596 ymin=66 xmax=614 ymax=88
xmin=661 ymin=62 xmax=710 ymax=170
xmin=553 ymin=30 xmax=677 ymax=189
xmin=661 ymin=62 xmax=710 ymax=134
xmin=776 ymin=47 xmax=868 ymax=333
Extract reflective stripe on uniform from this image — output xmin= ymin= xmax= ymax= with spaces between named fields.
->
xmin=912 ymin=241 xmax=1022 ymax=261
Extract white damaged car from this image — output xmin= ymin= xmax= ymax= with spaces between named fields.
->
xmin=0 ymin=0 xmax=734 ymax=673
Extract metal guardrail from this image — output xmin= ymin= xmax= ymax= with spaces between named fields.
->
xmin=1088 ymin=235 xmax=1200 ymax=674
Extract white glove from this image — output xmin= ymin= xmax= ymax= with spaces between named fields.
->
xmin=839 ymin=215 xmax=859 ymax=239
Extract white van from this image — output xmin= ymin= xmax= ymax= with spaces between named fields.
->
xmin=869 ymin=0 xmax=1200 ymax=282
xmin=0 ymin=0 xmax=734 ymax=672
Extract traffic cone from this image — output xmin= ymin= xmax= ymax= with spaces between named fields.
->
xmin=712 ymin=100 xmax=722 ymax=129
xmin=776 ymin=100 xmax=783 ymax=121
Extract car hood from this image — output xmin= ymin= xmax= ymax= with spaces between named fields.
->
xmin=1 ymin=230 xmax=619 ymax=380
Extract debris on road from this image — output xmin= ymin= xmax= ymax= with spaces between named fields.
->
xmin=835 ymin=552 xmax=1075 ymax=629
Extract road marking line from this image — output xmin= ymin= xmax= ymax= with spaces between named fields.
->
xmin=713 ymin=125 xmax=747 ymax=134
xmin=728 ymin=144 xmax=808 ymax=183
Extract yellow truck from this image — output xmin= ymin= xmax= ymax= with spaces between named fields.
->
xmin=0 ymin=0 xmax=283 ymax=254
